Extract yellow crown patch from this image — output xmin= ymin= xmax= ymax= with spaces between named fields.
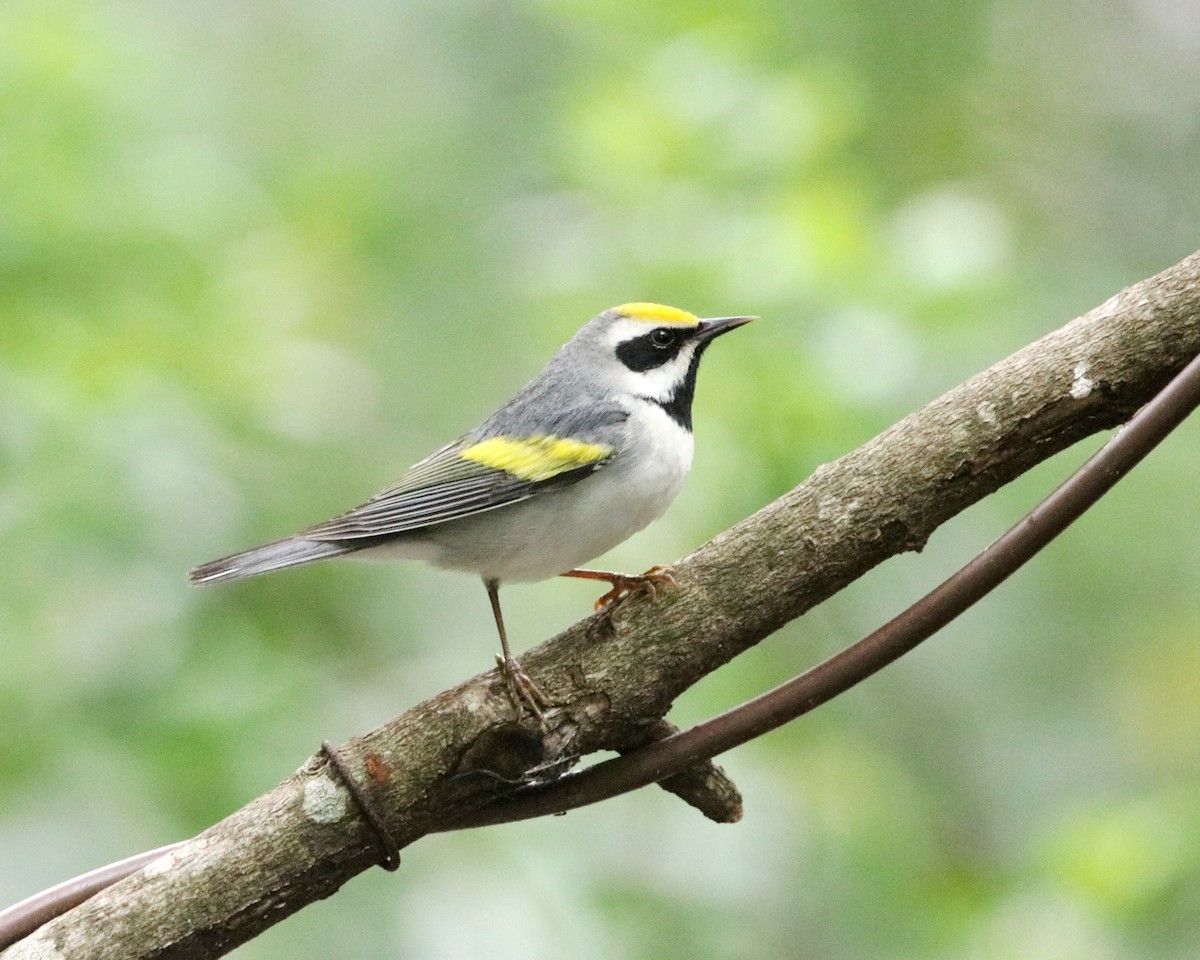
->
xmin=460 ymin=435 xmax=613 ymax=482
xmin=614 ymin=302 xmax=699 ymax=326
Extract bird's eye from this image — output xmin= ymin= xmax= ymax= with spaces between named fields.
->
xmin=650 ymin=328 xmax=676 ymax=349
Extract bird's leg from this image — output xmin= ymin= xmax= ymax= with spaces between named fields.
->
xmin=559 ymin=565 xmax=678 ymax=612
xmin=485 ymin=579 xmax=549 ymax=721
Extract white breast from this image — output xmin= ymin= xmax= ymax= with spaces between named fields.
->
xmin=374 ymin=400 xmax=695 ymax=583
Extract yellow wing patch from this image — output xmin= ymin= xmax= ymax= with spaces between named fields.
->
xmin=459 ymin=435 xmax=613 ymax=482
xmin=614 ymin=302 xmax=699 ymax=327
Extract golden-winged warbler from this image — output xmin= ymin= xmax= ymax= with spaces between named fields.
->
xmin=190 ymin=303 xmax=754 ymax=714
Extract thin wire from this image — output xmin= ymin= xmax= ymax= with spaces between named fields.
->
xmin=320 ymin=741 xmax=402 ymax=870
xmin=0 ymin=842 xmax=185 ymax=948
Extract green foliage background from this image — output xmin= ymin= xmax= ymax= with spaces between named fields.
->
xmin=3 ymin=1 xmax=1200 ymax=957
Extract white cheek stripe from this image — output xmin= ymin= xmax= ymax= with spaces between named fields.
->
xmin=628 ymin=347 xmax=695 ymax=402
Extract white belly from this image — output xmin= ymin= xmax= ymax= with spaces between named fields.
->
xmin=364 ymin=405 xmax=694 ymax=583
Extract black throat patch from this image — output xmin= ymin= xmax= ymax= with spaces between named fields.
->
xmin=642 ymin=343 xmax=708 ymax=431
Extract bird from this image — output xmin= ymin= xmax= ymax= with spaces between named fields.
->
xmin=189 ymin=302 xmax=754 ymax=716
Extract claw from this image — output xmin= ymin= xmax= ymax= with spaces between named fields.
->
xmin=495 ymin=653 xmax=550 ymax=723
xmin=591 ymin=566 xmax=678 ymax=612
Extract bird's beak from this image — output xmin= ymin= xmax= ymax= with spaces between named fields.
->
xmin=694 ymin=315 xmax=757 ymax=343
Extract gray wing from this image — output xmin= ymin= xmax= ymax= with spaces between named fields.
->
xmin=301 ymin=416 xmax=621 ymax=542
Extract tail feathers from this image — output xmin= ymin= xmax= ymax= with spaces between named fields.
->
xmin=188 ymin=537 xmax=349 ymax=585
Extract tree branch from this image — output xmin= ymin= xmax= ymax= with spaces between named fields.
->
xmin=452 ymin=345 xmax=1200 ymax=826
xmin=4 ymin=252 xmax=1199 ymax=959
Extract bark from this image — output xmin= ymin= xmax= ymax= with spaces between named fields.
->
xmin=5 ymin=251 xmax=1199 ymax=959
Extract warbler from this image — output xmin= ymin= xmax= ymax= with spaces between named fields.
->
xmin=189 ymin=303 xmax=753 ymax=714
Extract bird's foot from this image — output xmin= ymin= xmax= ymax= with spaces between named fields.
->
xmin=495 ymin=653 xmax=550 ymax=723
xmin=561 ymin=565 xmax=678 ymax=613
